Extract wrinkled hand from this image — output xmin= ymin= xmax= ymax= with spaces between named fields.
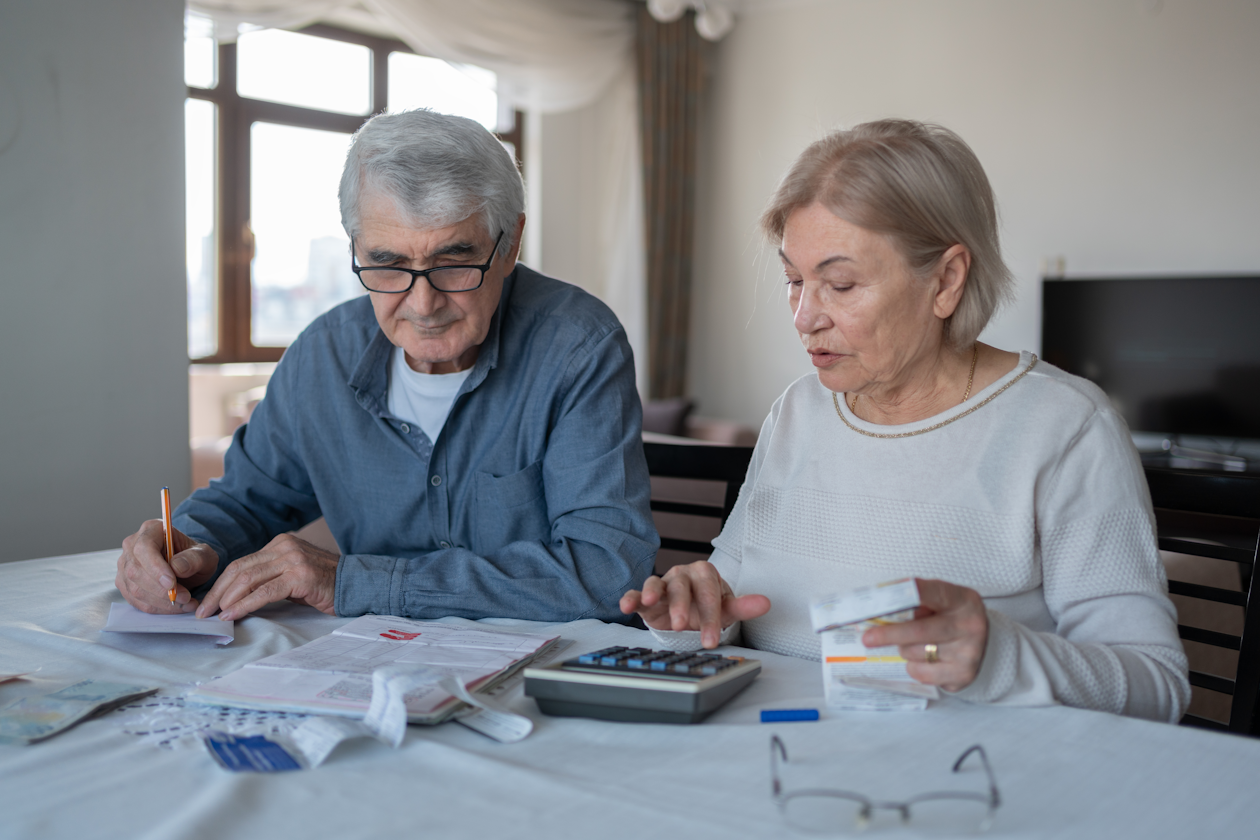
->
xmin=196 ymin=533 xmax=339 ymax=621
xmin=117 ymin=519 xmax=220 ymax=614
xmin=861 ymin=578 xmax=989 ymax=692
xmin=619 ymin=561 xmax=770 ymax=649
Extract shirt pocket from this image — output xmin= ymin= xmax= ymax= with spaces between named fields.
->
xmin=473 ymin=460 xmax=550 ymax=551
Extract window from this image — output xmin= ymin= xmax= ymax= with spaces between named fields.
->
xmin=185 ymin=21 xmax=523 ymax=362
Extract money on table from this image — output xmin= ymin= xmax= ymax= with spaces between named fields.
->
xmin=0 ymin=680 xmax=158 ymax=746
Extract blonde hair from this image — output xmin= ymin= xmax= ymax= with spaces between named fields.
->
xmin=760 ymin=119 xmax=1013 ymax=348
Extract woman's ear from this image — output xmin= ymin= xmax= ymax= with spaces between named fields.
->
xmin=932 ymin=244 xmax=971 ymax=321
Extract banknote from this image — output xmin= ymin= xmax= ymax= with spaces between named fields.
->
xmin=0 ymin=680 xmax=158 ymax=745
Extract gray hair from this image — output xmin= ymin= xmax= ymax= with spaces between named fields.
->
xmin=760 ymin=119 xmax=1013 ymax=349
xmin=339 ymin=109 xmax=524 ymax=253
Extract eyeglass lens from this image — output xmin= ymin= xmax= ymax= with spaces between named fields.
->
xmin=357 ymin=266 xmax=482 ymax=293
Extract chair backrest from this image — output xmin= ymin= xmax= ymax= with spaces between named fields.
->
xmin=1144 ymin=467 xmax=1260 ymax=735
xmin=643 ymin=441 xmax=754 ymax=576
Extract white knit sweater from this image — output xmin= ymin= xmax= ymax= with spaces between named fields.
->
xmin=653 ymin=352 xmax=1190 ymax=722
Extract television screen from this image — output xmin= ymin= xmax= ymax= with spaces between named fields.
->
xmin=1041 ymin=276 xmax=1260 ymax=441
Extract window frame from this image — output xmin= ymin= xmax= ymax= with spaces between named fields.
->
xmin=187 ymin=23 xmax=523 ymax=363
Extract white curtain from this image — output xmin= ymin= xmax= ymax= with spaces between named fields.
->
xmin=189 ymin=0 xmax=646 ymax=377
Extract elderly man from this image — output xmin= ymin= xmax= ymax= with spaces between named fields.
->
xmin=116 ymin=109 xmax=658 ymax=623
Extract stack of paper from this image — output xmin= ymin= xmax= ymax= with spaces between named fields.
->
xmin=190 ymin=616 xmax=559 ymax=724
xmin=102 ymin=602 xmax=235 ymax=645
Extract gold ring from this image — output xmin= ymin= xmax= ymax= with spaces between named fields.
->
xmin=924 ymin=643 xmax=939 ymax=664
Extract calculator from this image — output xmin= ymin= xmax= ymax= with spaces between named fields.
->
xmin=523 ymin=646 xmax=761 ymax=724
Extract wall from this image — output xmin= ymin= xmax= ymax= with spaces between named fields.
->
xmin=533 ymin=58 xmax=649 ymax=394
xmin=689 ymin=0 xmax=1260 ymax=428
xmin=0 ymin=0 xmax=188 ymax=562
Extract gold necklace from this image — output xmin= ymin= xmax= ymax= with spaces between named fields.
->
xmin=836 ymin=353 xmax=1038 ymax=439
xmin=848 ymin=344 xmax=978 ymax=414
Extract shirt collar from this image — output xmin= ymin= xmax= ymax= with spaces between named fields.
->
xmin=348 ymin=266 xmax=517 ymax=416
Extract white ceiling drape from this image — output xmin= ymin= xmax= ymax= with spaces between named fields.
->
xmin=188 ymin=0 xmax=634 ymax=113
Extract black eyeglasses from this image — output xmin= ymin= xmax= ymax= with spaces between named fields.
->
xmin=770 ymin=735 xmax=1001 ymax=835
xmin=351 ymin=231 xmax=505 ymax=294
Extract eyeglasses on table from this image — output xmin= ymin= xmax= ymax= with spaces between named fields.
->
xmin=770 ymin=734 xmax=1001 ymax=835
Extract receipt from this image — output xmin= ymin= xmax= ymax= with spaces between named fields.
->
xmin=446 ymin=678 xmax=533 ymax=743
xmin=362 ymin=664 xmax=444 ymax=748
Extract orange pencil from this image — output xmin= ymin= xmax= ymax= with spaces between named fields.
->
xmin=161 ymin=487 xmax=176 ymax=603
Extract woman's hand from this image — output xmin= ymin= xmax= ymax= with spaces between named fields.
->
xmin=620 ymin=561 xmax=771 ymax=649
xmin=861 ymin=578 xmax=989 ymax=692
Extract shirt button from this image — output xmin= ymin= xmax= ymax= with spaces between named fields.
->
xmin=439 ymin=541 xmax=451 ymax=549
xmin=400 ymin=423 xmax=410 ymax=434
xmin=431 ymin=475 xmax=442 ymax=486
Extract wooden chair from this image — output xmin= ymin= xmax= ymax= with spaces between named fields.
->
xmin=643 ymin=440 xmax=754 ymax=576
xmin=1145 ymin=466 xmax=1260 ymax=735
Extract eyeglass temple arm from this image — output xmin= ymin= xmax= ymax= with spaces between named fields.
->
xmin=770 ymin=735 xmax=788 ymax=797
xmin=953 ymin=744 xmax=1001 ymax=808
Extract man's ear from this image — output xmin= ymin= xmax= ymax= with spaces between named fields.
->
xmin=932 ymin=244 xmax=971 ymax=321
xmin=505 ymin=214 xmax=526 ymax=267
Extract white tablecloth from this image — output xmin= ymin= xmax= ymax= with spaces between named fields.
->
xmin=0 ymin=550 xmax=1256 ymax=839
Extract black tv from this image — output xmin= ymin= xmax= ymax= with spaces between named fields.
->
xmin=1041 ymin=276 xmax=1260 ymax=441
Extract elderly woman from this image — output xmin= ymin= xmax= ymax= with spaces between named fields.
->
xmin=621 ymin=120 xmax=1189 ymax=722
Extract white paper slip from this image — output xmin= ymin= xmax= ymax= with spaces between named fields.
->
xmin=103 ymin=602 xmax=235 ymax=646
xmin=820 ymin=627 xmax=928 ymax=711
xmin=810 ymin=578 xmax=921 ymax=633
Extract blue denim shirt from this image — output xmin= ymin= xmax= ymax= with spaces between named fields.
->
xmin=175 ymin=265 xmax=658 ymax=622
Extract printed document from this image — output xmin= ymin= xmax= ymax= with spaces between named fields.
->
xmin=191 ymin=616 xmax=559 ymax=723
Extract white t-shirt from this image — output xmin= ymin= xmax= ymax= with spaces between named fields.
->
xmin=386 ymin=346 xmax=473 ymax=444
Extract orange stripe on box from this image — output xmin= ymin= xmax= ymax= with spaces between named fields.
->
xmin=825 ymin=657 xmax=868 ymax=663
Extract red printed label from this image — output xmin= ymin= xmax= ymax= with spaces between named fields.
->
xmin=380 ymin=630 xmax=421 ymax=641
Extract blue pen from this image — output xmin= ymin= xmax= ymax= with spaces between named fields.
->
xmin=761 ymin=709 xmax=820 ymax=723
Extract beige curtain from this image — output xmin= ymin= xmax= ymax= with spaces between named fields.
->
xmin=636 ymin=5 xmax=703 ymax=400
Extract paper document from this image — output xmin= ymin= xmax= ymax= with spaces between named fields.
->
xmin=190 ymin=616 xmax=559 ymax=725
xmin=103 ymin=602 xmax=235 ymax=645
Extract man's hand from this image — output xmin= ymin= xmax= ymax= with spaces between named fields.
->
xmin=619 ymin=561 xmax=770 ymax=649
xmin=196 ymin=533 xmax=339 ymax=620
xmin=860 ymin=578 xmax=989 ymax=693
xmin=116 ymin=520 xmax=219 ymax=614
